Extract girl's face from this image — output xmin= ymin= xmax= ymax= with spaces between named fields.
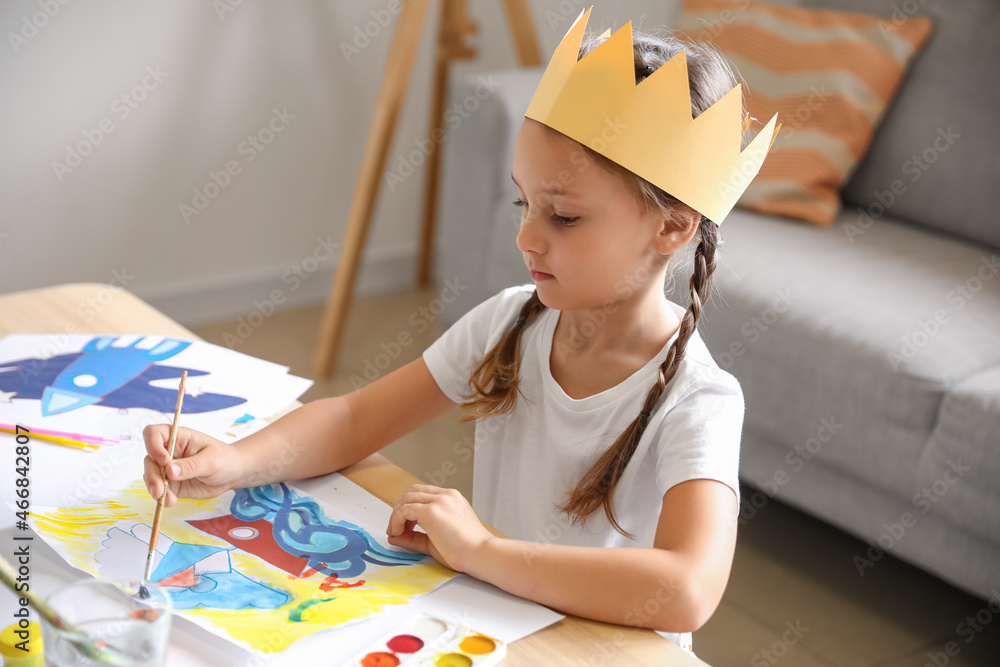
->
xmin=511 ymin=118 xmax=680 ymax=312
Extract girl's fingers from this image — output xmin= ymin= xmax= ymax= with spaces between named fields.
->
xmin=387 ymin=524 xmax=431 ymax=555
xmin=409 ymin=483 xmax=443 ymax=494
xmin=387 ymin=502 xmax=423 ymax=537
xmin=388 ymin=491 xmax=437 ymax=534
xmin=143 ymin=457 xmax=163 ymax=499
xmin=145 ymin=425 xmax=200 ymax=466
xmin=168 ymin=451 xmax=205 ymax=482
xmin=394 ymin=491 xmax=438 ymax=509
xmin=143 ymin=424 xmax=174 ymax=464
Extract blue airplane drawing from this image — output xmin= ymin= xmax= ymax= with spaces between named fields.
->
xmin=0 ymin=336 xmax=247 ymax=416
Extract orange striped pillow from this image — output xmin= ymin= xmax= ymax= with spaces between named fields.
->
xmin=677 ymin=0 xmax=931 ymax=226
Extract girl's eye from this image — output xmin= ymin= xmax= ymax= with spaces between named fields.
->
xmin=511 ymin=198 xmax=578 ymax=226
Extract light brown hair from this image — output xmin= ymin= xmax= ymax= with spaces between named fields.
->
xmin=459 ymin=28 xmax=750 ymax=538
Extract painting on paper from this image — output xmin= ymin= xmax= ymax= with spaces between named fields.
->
xmin=30 ymin=480 xmax=458 ymax=653
xmin=0 ymin=334 xmax=312 ymax=446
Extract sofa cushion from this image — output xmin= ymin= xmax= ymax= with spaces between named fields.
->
xmin=915 ymin=366 xmax=1000 ymax=545
xmin=796 ymin=0 xmax=1000 ymax=249
xmin=685 ymin=208 xmax=1000 ymax=500
xmin=677 ymin=0 xmax=932 ymax=227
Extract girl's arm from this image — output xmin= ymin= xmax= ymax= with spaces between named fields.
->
xmin=144 ymin=357 xmax=456 ymax=504
xmin=386 ymin=478 xmax=737 ymax=633
xmin=235 ymin=357 xmax=456 ymax=485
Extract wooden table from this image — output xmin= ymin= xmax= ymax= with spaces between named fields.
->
xmin=0 ymin=283 xmax=710 ymax=666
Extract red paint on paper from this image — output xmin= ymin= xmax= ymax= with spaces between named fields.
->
xmin=188 ymin=515 xmax=312 ymax=577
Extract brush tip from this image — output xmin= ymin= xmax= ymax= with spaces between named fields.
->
xmin=136 ymin=584 xmax=150 ymax=600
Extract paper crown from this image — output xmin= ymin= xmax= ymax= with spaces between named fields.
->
xmin=524 ymin=7 xmax=780 ymax=225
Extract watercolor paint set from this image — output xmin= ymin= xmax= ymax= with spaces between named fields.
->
xmin=350 ymin=612 xmax=506 ymax=666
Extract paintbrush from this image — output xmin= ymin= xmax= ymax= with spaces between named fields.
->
xmin=139 ymin=370 xmax=187 ymax=599
xmin=0 ymin=556 xmax=133 ymax=666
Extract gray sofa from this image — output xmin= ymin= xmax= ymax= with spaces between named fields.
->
xmin=432 ymin=0 xmax=999 ymax=600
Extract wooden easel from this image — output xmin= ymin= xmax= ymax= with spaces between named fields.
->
xmin=311 ymin=0 xmax=541 ymax=379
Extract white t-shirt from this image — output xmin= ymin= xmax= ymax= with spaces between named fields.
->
xmin=422 ymin=284 xmax=743 ymax=650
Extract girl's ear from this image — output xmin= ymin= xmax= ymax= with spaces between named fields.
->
xmin=653 ymin=203 xmax=701 ymax=256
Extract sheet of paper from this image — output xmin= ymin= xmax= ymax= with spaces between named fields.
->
xmin=219 ymin=474 xmax=565 ymax=665
xmin=0 ymin=333 xmax=312 ymax=448
xmin=12 ymin=472 xmax=563 ymax=665
xmin=27 ymin=474 xmax=460 ymax=654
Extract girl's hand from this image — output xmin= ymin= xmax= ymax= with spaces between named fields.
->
xmin=142 ymin=424 xmax=244 ymax=506
xmin=386 ymin=484 xmax=495 ymax=573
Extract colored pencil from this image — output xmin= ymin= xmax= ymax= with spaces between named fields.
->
xmin=0 ymin=426 xmax=97 ymax=451
xmin=141 ymin=370 xmax=187 ymax=594
xmin=0 ymin=423 xmax=120 ymax=446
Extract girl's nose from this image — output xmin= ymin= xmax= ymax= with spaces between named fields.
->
xmin=515 ymin=210 xmax=546 ymax=255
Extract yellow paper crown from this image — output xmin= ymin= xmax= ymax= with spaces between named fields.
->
xmin=524 ymin=7 xmax=781 ymax=224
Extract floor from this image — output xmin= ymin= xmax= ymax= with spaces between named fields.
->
xmin=193 ymin=286 xmax=1000 ymax=667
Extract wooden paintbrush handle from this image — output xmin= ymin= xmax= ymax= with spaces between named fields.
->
xmin=145 ymin=370 xmax=188 ymax=575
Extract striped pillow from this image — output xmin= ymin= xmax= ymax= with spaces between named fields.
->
xmin=677 ymin=0 xmax=932 ymax=226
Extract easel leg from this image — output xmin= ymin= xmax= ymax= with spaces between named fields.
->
xmin=503 ymin=0 xmax=542 ymax=67
xmin=312 ymin=0 xmax=432 ymax=379
xmin=313 ymin=0 xmax=539 ymax=378
xmin=415 ymin=0 xmax=455 ymax=287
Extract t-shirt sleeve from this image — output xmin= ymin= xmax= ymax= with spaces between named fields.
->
xmin=652 ymin=370 xmax=744 ymax=510
xmin=422 ymin=285 xmax=536 ymax=404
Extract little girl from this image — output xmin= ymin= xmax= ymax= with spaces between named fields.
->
xmin=144 ymin=9 xmax=777 ymax=655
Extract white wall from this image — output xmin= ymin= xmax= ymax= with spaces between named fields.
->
xmin=0 ymin=1 xmax=678 ymax=327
